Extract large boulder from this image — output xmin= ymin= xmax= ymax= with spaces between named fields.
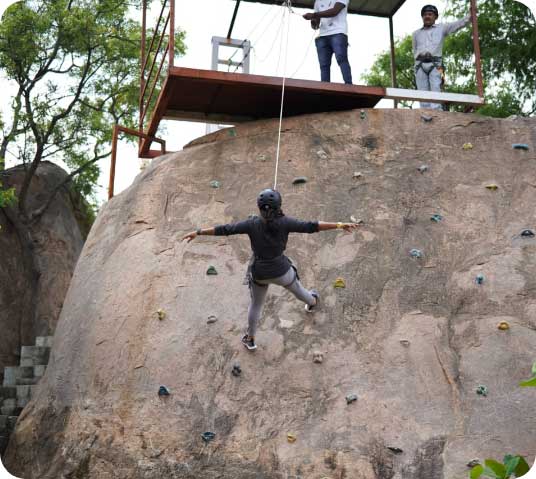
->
xmin=5 ymin=110 xmax=536 ymax=478
xmin=0 ymin=162 xmax=87 ymax=383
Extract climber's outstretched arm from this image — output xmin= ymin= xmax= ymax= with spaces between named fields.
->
xmin=318 ymin=221 xmax=361 ymax=233
xmin=182 ymin=227 xmax=215 ymax=243
xmin=182 ymin=219 xmax=253 ymax=243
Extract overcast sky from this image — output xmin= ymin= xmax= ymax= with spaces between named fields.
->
xmin=1 ymin=0 xmax=535 ymax=204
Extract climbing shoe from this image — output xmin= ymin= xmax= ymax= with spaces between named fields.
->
xmin=241 ymin=334 xmax=257 ymax=351
xmin=305 ymin=290 xmax=320 ymax=313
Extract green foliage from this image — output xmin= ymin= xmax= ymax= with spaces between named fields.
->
xmin=470 ymin=456 xmax=530 ymax=478
xmin=362 ymin=0 xmax=535 ymax=117
xmin=0 ymin=181 xmax=17 ymax=208
xmin=0 ymin=0 xmax=186 ymax=216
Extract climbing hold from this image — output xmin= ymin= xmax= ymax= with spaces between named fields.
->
xmin=476 ymin=385 xmax=488 ymax=397
xmin=512 ymin=143 xmax=529 ymax=150
xmin=409 ymin=249 xmax=423 ymax=258
xmin=360 ymin=109 xmax=366 ymax=120
xmin=292 ymin=176 xmax=308 ymax=185
xmin=228 ymin=128 xmax=236 ymax=137
xmin=287 ymin=433 xmax=297 ymax=443
xmin=158 ymin=386 xmax=170 ymax=396
xmin=417 ymin=165 xmax=429 ymax=174
xmin=387 ymin=447 xmax=404 ymax=454
xmin=350 ymin=216 xmax=364 ymax=224
xmin=462 ymin=142 xmax=473 ymax=150
xmin=209 ymin=180 xmax=221 ymax=189
xmin=257 ymin=154 xmax=267 ymax=162
xmin=352 ymin=171 xmax=363 ymax=179
xmin=521 ymin=229 xmax=535 ymax=237
xmin=317 ymin=150 xmax=328 ymax=160
xmin=475 ymin=274 xmax=484 ymax=285
xmin=467 ymin=459 xmax=480 ymax=468
xmin=333 ymin=278 xmax=346 ymax=288
xmin=345 ymin=393 xmax=358 ymax=405
xmin=156 ymin=309 xmax=166 ymax=321
xmin=231 ymin=363 xmax=242 ymax=377
xmin=207 ymin=315 xmax=218 ymax=324
xmin=313 ymin=351 xmax=324 ymax=364
xmin=206 ymin=265 xmax=218 ymax=275
xmin=497 ymin=321 xmax=510 ymax=331
xmin=201 ymin=432 xmax=216 ymax=443
xmin=421 ymin=114 xmax=433 ymax=122
xmin=400 ymin=339 xmax=410 ymax=347
xmin=485 ymin=184 xmax=498 ymax=190
xmin=430 ymin=214 xmax=443 ymax=223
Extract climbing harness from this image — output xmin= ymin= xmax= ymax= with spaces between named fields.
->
xmin=415 ymin=54 xmax=446 ymax=89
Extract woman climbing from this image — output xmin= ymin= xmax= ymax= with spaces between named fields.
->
xmin=182 ymin=188 xmax=360 ymax=351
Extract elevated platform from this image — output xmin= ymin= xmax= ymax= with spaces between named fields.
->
xmin=140 ymin=67 xmax=484 ymax=157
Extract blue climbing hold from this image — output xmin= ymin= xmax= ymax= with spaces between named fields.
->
xmin=201 ymin=431 xmax=216 ymax=443
xmin=475 ymin=274 xmax=484 ymax=285
xmin=512 ymin=143 xmax=529 ymax=150
xmin=409 ymin=249 xmax=423 ymax=258
xmin=158 ymin=385 xmax=170 ymax=396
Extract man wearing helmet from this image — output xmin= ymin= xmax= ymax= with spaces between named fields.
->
xmin=413 ymin=4 xmax=471 ymax=109
xmin=182 ymin=189 xmax=360 ymax=351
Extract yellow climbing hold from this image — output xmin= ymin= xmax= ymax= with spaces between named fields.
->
xmin=157 ymin=309 xmax=166 ymax=321
xmin=287 ymin=433 xmax=297 ymax=443
xmin=334 ymin=278 xmax=346 ymax=288
xmin=498 ymin=321 xmax=510 ymax=331
xmin=485 ymin=184 xmax=498 ymax=190
xmin=463 ymin=142 xmax=473 ymax=150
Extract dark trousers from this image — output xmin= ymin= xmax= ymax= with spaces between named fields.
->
xmin=315 ymin=33 xmax=352 ymax=84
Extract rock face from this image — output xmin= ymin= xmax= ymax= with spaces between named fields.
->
xmin=5 ymin=110 xmax=536 ymax=478
xmin=0 ymin=162 xmax=86 ymax=383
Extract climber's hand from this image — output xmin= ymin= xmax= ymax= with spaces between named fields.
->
xmin=303 ymin=12 xmax=315 ymax=20
xmin=342 ymin=223 xmax=360 ymax=233
xmin=182 ymin=231 xmax=197 ymax=243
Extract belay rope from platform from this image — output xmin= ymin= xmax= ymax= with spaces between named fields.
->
xmin=273 ymin=0 xmax=293 ymax=190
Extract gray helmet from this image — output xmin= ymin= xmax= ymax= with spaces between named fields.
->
xmin=421 ymin=4 xmax=439 ymax=16
xmin=257 ymin=188 xmax=282 ymax=210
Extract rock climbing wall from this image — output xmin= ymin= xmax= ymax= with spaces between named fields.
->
xmin=4 ymin=109 xmax=536 ymax=478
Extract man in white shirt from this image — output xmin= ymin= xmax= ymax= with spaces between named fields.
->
xmin=303 ymin=0 xmax=352 ymax=84
xmin=412 ymin=4 xmax=471 ymax=109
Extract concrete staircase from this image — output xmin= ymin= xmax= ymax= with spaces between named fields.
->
xmin=0 ymin=336 xmax=53 ymax=457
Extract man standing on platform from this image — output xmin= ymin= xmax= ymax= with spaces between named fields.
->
xmin=303 ymin=1 xmax=353 ymax=85
xmin=412 ymin=4 xmax=471 ymax=109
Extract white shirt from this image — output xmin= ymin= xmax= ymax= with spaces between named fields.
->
xmin=314 ymin=0 xmax=349 ymax=37
xmin=412 ymin=16 xmax=470 ymax=60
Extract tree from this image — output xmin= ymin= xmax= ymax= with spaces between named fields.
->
xmin=0 ymin=0 xmax=185 ymax=221
xmin=362 ymin=0 xmax=535 ymax=116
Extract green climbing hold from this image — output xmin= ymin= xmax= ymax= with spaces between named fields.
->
xmin=333 ymin=278 xmax=346 ymax=288
xmin=206 ymin=266 xmax=218 ymax=275
xmin=360 ymin=110 xmax=366 ymax=120
xmin=209 ymin=180 xmax=221 ymax=189
xmin=430 ymin=214 xmax=443 ymax=223
xmin=476 ymin=385 xmax=488 ymax=396
xmin=228 ymin=129 xmax=236 ymax=137
xmin=292 ymin=176 xmax=308 ymax=185
xmin=512 ymin=143 xmax=529 ymax=150
xmin=201 ymin=431 xmax=216 ymax=443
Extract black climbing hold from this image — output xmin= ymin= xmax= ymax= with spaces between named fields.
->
xmin=421 ymin=114 xmax=433 ymax=122
xmin=292 ymin=176 xmax=308 ymax=185
xmin=201 ymin=431 xmax=216 ymax=443
xmin=387 ymin=447 xmax=404 ymax=454
xmin=158 ymin=385 xmax=170 ymax=396
xmin=207 ymin=315 xmax=218 ymax=324
xmin=521 ymin=229 xmax=535 ymax=237
xmin=512 ymin=143 xmax=529 ymax=150
xmin=206 ymin=265 xmax=218 ymax=275
xmin=232 ymin=363 xmax=242 ymax=377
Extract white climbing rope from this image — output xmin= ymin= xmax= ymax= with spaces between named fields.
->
xmin=273 ymin=0 xmax=292 ymax=190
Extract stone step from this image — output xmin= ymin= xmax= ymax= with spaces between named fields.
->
xmin=15 ymin=377 xmax=39 ymax=386
xmin=0 ymin=435 xmax=9 ymax=456
xmin=16 ymin=397 xmax=29 ymax=409
xmin=0 ymin=415 xmax=18 ymax=434
xmin=16 ymin=385 xmax=34 ymax=400
xmin=20 ymin=346 xmax=50 ymax=367
xmin=35 ymin=336 xmax=53 ymax=348
xmin=3 ymin=366 xmax=34 ymax=387
xmin=0 ymin=404 xmax=22 ymax=417
xmin=34 ymin=365 xmax=46 ymax=378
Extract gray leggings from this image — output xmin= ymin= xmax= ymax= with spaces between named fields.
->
xmin=247 ymin=267 xmax=316 ymax=338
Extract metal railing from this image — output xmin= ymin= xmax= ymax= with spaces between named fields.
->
xmin=139 ymin=0 xmax=175 ymax=137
